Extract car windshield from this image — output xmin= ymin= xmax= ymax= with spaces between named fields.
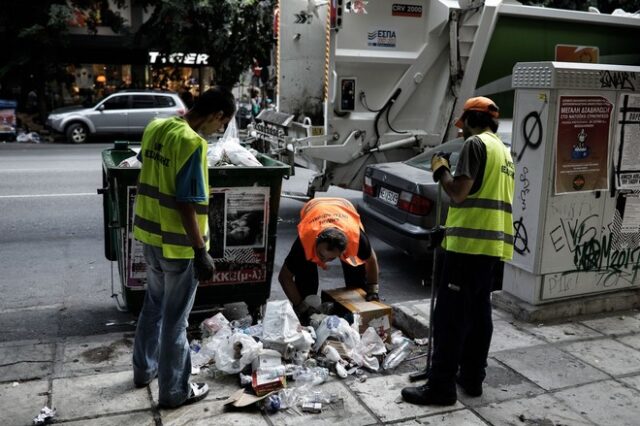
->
xmin=405 ymin=137 xmax=465 ymax=171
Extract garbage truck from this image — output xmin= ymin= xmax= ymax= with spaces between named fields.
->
xmin=250 ymin=0 xmax=640 ymax=197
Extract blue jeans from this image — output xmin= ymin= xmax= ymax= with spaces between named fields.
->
xmin=133 ymin=244 xmax=198 ymax=407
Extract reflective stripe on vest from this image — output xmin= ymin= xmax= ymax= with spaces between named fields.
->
xmin=298 ymin=197 xmax=365 ymax=268
xmin=133 ymin=117 xmax=209 ymax=259
xmin=442 ymin=131 xmax=515 ymax=261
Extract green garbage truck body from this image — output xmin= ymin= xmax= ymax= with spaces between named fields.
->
xmin=263 ymin=0 xmax=640 ymax=195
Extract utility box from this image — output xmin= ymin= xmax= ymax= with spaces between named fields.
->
xmin=503 ymin=62 xmax=640 ymax=307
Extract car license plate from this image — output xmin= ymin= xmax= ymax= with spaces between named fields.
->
xmin=379 ymin=187 xmax=399 ymax=205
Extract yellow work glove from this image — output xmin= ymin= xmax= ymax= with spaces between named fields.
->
xmin=431 ymin=152 xmax=451 ymax=183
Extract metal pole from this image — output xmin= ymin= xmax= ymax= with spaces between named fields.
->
xmin=409 ymin=182 xmax=443 ymax=382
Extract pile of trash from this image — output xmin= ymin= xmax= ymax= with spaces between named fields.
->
xmin=117 ymin=118 xmax=262 ymax=168
xmin=189 ymin=299 xmax=420 ymax=414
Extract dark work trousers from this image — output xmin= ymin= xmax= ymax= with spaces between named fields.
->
xmin=428 ymin=250 xmax=500 ymax=391
xmin=292 ymin=259 xmax=366 ymax=299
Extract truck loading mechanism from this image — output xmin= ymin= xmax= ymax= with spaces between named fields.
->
xmin=249 ymin=0 xmax=640 ymax=197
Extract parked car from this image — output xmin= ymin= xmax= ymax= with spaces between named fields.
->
xmin=359 ymin=132 xmax=512 ymax=261
xmin=46 ymin=90 xmax=186 ymax=143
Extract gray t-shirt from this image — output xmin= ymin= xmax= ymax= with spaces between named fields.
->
xmin=454 ymin=135 xmax=487 ymax=195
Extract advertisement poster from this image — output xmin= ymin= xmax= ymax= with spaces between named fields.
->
xmin=555 ymin=96 xmax=612 ymax=194
xmin=126 ymin=187 xmax=146 ymax=288
xmin=615 ymin=94 xmax=640 ymax=190
xmin=202 ymin=186 xmax=270 ymax=286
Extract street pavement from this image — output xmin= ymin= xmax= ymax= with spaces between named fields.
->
xmin=2 ymin=298 xmax=640 ymax=425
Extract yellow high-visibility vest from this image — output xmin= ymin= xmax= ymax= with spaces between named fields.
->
xmin=442 ymin=131 xmax=515 ymax=261
xmin=133 ymin=117 xmax=209 ymax=259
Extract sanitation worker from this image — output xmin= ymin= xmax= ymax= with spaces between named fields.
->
xmin=278 ymin=197 xmax=380 ymax=321
xmin=402 ymin=96 xmax=515 ymax=405
xmin=132 ymin=87 xmax=236 ymax=408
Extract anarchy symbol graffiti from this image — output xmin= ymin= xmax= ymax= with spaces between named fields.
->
xmin=513 ymin=217 xmax=530 ymax=255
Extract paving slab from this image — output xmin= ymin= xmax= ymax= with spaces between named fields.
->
xmin=393 ymin=408 xmax=487 ymax=425
xmin=0 ymin=379 xmax=49 ymax=426
xmin=619 ymin=374 xmax=640 ymax=392
xmin=489 ymin=320 xmax=545 ymax=353
xmin=474 ymin=393 xmax=593 ymax=426
xmin=58 ymin=411 xmax=155 ymax=425
xmin=616 ymin=333 xmax=640 ymax=351
xmin=519 ymin=321 xmax=603 ymax=343
xmin=347 ymin=372 xmax=462 ymax=423
xmin=457 ymin=358 xmax=543 ymax=407
xmin=580 ymin=315 xmax=640 ymax=336
xmin=0 ymin=342 xmax=54 ymax=382
xmin=493 ymin=346 xmax=608 ymax=390
xmin=52 ymin=370 xmax=151 ymax=421
xmin=161 ymin=398 xmax=269 ymax=426
xmin=267 ymin=380 xmax=377 ymax=426
xmin=553 ymin=380 xmax=640 ymax=426
xmin=562 ymin=338 xmax=640 ymax=376
xmin=61 ymin=332 xmax=134 ymax=376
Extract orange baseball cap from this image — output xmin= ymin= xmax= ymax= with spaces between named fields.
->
xmin=455 ymin=96 xmax=499 ymax=128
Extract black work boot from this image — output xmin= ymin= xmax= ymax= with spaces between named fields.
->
xmin=401 ymin=383 xmax=456 ymax=406
xmin=456 ymin=375 xmax=483 ymax=397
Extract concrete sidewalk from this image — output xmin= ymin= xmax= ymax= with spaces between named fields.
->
xmin=1 ymin=302 xmax=640 ymax=426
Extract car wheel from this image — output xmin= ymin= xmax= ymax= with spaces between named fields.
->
xmin=66 ymin=123 xmax=88 ymax=144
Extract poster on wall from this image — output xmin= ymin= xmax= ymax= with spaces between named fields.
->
xmin=126 ymin=187 xmax=146 ymax=288
xmin=201 ymin=187 xmax=270 ymax=286
xmin=555 ymin=95 xmax=612 ymax=194
xmin=615 ymin=93 xmax=640 ymax=190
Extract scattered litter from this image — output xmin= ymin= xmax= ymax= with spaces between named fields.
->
xmin=12 ymin=381 xmax=19 ymax=387
xmin=33 ymin=406 xmax=56 ymax=425
xmin=118 ymin=154 xmax=141 ymax=168
xmin=563 ymin=330 xmax=576 ymax=336
xmin=17 ymin=131 xmax=40 ymax=143
xmin=382 ymin=334 xmax=414 ymax=370
xmin=301 ymin=401 xmax=322 ymax=413
xmin=414 ymin=337 xmax=429 ymax=346
xmin=105 ymin=320 xmax=136 ymax=327
xmin=191 ymin=294 xmax=417 ymax=416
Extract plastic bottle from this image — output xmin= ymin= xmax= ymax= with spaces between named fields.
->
xmin=382 ymin=338 xmax=413 ymax=370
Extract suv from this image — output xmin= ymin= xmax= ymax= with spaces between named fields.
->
xmin=46 ymin=90 xmax=186 ymax=143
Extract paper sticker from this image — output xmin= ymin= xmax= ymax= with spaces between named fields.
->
xmin=367 ymin=29 xmax=397 ymax=48
xmin=392 ymin=4 xmax=423 ymax=17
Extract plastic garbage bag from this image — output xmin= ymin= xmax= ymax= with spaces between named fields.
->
xmin=16 ymin=131 xmax=40 ymax=143
xmin=262 ymin=300 xmax=303 ymax=345
xmin=207 ymin=118 xmax=261 ymax=167
xmin=118 ymin=154 xmax=141 ymax=168
xmin=213 ymin=331 xmax=263 ymax=374
xmin=201 ymin=312 xmax=231 ymax=337
xmin=312 ymin=315 xmax=360 ymax=352
xmin=349 ymin=327 xmax=386 ymax=371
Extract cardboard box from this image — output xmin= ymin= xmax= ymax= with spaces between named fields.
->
xmin=321 ymin=287 xmax=393 ymax=340
xmin=251 ymin=350 xmax=286 ymax=396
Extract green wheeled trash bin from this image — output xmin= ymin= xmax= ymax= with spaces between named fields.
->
xmin=99 ymin=141 xmax=290 ymax=319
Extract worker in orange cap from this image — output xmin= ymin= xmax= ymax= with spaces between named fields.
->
xmin=402 ymin=96 xmax=514 ymax=406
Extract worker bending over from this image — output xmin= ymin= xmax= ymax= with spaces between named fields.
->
xmin=279 ymin=197 xmax=380 ymax=320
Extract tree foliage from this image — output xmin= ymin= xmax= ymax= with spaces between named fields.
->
xmin=132 ymin=0 xmax=274 ymax=88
